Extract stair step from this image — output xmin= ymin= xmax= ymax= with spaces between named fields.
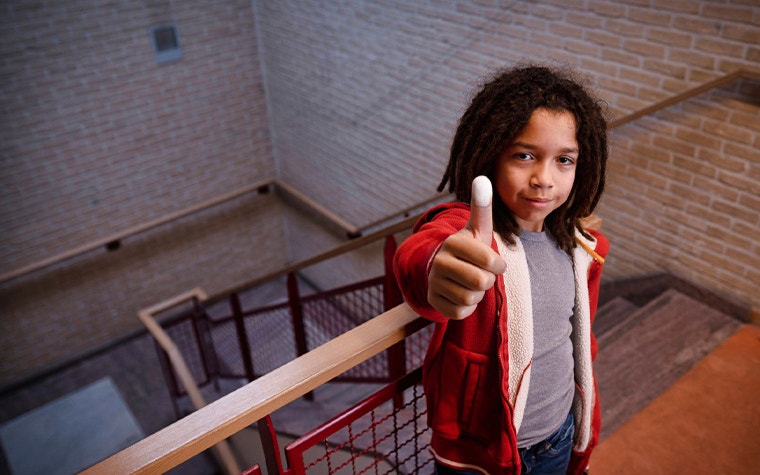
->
xmin=594 ymin=296 xmax=639 ymax=342
xmin=595 ymin=288 xmax=741 ymax=441
xmin=596 ymin=295 xmax=661 ymax=349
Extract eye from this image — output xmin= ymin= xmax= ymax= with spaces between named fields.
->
xmin=516 ymin=152 xmax=533 ymax=161
xmin=558 ymin=156 xmax=576 ymax=165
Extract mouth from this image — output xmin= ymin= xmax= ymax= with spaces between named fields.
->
xmin=523 ymin=197 xmax=553 ymax=208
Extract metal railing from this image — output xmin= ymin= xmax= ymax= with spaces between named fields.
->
xmin=83 ymin=302 xmax=428 ymax=474
xmin=157 ymin=273 xmax=406 ymax=415
xmin=95 ymin=233 xmax=432 ymax=474
xmin=276 ymin=367 xmax=433 ymax=475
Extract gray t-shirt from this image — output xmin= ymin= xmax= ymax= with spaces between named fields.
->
xmin=517 ymin=229 xmax=576 ymax=448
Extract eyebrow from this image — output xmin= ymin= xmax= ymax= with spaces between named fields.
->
xmin=509 ymin=141 xmax=579 ymax=155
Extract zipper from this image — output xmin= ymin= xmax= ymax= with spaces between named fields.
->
xmin=495 ymin=276 xmax=522 ymax=475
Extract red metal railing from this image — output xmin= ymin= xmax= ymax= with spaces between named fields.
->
xmin=155 ymin=273 xmax=407 ymax=415
xmin=151 ymin=236 xmax=430 ymax=417
xmin=278 ymin=367 xmax=433 ymax=475
xmin=147 ymin=235 xmax=438 ymax=473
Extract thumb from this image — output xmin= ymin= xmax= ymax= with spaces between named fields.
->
xmin=467 ymin=175 xmax=494 ymax=246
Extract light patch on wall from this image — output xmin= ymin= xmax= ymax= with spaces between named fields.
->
xmin=150 ymin=24 xmax=182 ymax=64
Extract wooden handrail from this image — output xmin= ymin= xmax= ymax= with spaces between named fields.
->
xmin=354 ymin=191 xmax=451 ymax=234
xmin=135 ymin=289 xmax=242 ymax=475
xmin=83 ymin=303 xmax=423 ymax=474
xmin=274 ymin=178 xmax=361 ymax=235
xmin=1 ymin=178 xmax=440 ymax=285
xmin=137 ymin=288 xmax=210 ymax=412
xmin=0 ymin=180 xmax=270 ymax=284
xmin=609 ymin=69 xmax=760 ymax=129
xmin=213 ymin=213 xmax=421 ymax=301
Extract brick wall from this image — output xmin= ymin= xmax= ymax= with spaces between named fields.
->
xmin=1 ymin=0 xmax=758 ymax=386
xmin=0 ymin=1 xmax=278 ymax=385
xmin=256 ymin=0 xmax=759 ymax=314
xmin=599 ymin=78 xmax=759 ymax=310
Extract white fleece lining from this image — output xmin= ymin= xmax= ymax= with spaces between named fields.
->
xmin=495 ymin=233 xmax=533 ymax=434
xmin=571 ymin=230 xmax=596 ymax=452
xmin=430 ymin=448 xmax=490 ymax=475
xmin=495 ymin=230 xmax=597 ymax=449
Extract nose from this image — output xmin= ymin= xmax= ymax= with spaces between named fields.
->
xmin=530 ymin=161 xmax=553 ymax=188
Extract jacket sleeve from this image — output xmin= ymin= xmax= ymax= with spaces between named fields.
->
xmin=393 ymin=204 xmax=470 ymax=323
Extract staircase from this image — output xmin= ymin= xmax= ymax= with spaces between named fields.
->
xmin=593 ymin=282 xmax=742 ymax=441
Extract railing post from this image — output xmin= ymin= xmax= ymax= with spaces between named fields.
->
xmin=288 ymin=272 xmax=313 ymax=401
xmin=384 ymin=235 xmax=407 ymax=408
xmin=257 ymin=415 xmax=285 ymax=475
xmin=191 ymin=299 xmax=218 ymax=391
xmin=153 ymin=337 xmax=184 ymax=419
xmin=231 ymin=292 xmax=256 ymax=381
xmin=383 ymin=235 xmax=403 ymax=311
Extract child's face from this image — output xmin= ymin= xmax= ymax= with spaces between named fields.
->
xmin=494 ymin=108 xmax=578 ymax=232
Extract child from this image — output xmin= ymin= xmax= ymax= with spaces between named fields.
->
xmin=394 ymin=65 xmax=609 ymax=475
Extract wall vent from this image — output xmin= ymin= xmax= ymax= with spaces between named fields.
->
xmin=150 ymin=24 xmax=182 ymax=64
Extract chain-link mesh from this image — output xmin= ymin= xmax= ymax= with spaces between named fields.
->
xmin=205 ymin=316 xmax=244 ymax=377
xmin=244 ymin=304 xmax=298 ymax=376
xmin=284 ymin=369 xmax=433 ymax=475
xmin=162 ymin=317 xmax=211 ymax=395
xmin=155 ymin=274 xmax=415 ymax=403
xmin=302 ymin=278 xmax=388 ymax=380
xmin=403 ymin=325 xmax=432 ymax=373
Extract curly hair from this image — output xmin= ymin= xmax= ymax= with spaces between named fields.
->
xmin=438 ymin=64 xmax=608 ymax=253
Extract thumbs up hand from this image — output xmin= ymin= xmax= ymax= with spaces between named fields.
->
xmin=427 ymin=176 xmax=507 ymax=320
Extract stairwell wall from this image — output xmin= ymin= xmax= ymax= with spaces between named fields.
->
xmin=0 ymin=2 xmax=279 ymax=386
xmin=257 ymin=0 xmax=759 ymax=317
xmin=2 ymin=0 xmax=759 ymax=388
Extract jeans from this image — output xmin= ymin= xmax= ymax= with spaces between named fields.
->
xmin=434 ymin=412 xmax=575 ymax=475
xmin=518 ymin=412 xmax=575 ymax=474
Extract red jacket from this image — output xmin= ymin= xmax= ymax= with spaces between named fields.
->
xmin=394 ymin=203 xmax=609 ymax=475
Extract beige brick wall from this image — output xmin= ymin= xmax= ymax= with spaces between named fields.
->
xmin=598 ymin=79 xmax=759 ymax=310
xmin=0 ymin=1 xmax=278 ymax=385
xmin=1 ymin=193 xmax=289 ymax=384
xmin=256 ymin=0 xmax=759 ymax=312
xmin=2 ymin=0 xmax=758 ymax=386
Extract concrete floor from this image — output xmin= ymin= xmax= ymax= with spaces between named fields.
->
xmin=0 ymin=378 xmax=144 ymax=475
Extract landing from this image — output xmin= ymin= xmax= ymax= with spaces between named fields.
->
xmin=592 ymin=324 xmax=760 ymax=473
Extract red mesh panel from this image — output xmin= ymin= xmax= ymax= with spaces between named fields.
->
xmin=162 ymin=317 xmax=211 ymax=395
xmin=155 ymin=275 xmax=418 ymax=411
xmin=285 ymin=368 xmax=433 ymax=475
xmin=206 ymin=317 xmax=245 ymax=377
xmin=244 ymin=304 xmax=298 ymax=375
xmin=302 ymin=278 xmax=388 ymax=380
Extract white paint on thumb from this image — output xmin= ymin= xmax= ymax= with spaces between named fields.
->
xmin=472 ymin=175 xmax=492 ymax=208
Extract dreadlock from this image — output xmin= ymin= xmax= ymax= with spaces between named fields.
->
xmin=439 ymin=64 xmax=608 ymax=254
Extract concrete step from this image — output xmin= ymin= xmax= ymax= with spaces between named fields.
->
xmin=595 ymin=288 xmax=741 ymax=441
xmin=593 ymin=296 xmax=639 ymax=343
